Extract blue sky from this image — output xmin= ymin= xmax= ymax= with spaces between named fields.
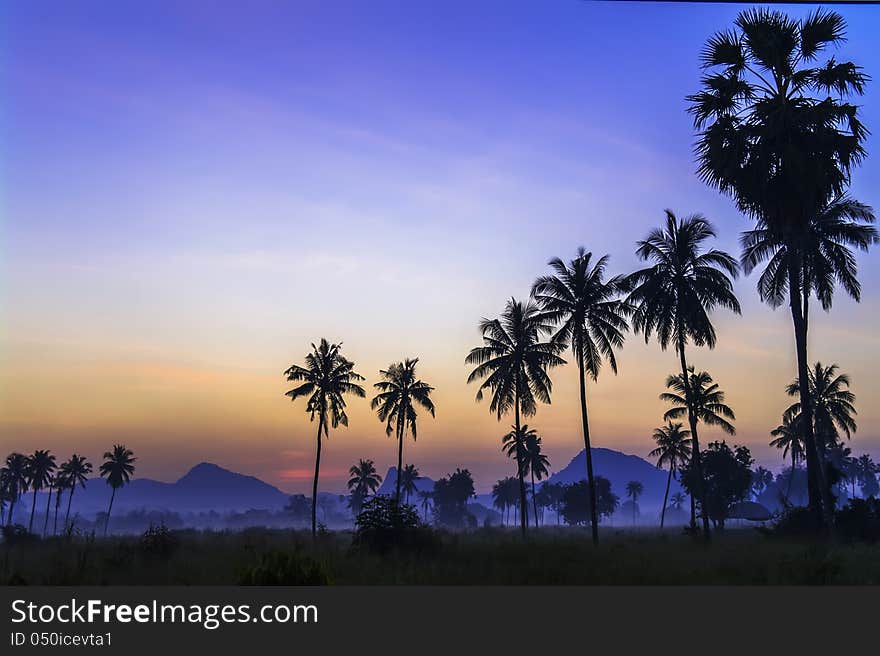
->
xmin=2 ymin=2 xmax=879 ymax=492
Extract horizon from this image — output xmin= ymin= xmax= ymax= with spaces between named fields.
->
xmin=3 ymin=1 xmax=880 ymax=495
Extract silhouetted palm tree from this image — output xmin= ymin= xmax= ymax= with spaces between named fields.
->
xmin=689 ymin=8 xmax=871 ymax=528
xmin=466 ymin=298 xmax=565 ymax=536
xmin=99 ymin=444 xmax=136 ymax=536
xmin=371 ymin=359 xmax=435 ymax=504
xmin=417 ymin=489 xmax=433 ymax=522
xmin=670 ymin=492 xmax=686 ymax=512
xmin=661 ymin=368 xmax=736 ymax=435
xmin=59 ymin=454 xmax=93 ymax=530
xmin=622 ymin=211 xmax=740 ymax=539
xmin=41 ymin=473 xmax=56 ymax=537
xmin=400 ymin=464 xmax=420 ymax=504
xmin=649 ymin=422 xmax=691 ymax=529
xmin=751 ymin=467 xmax=774 ymax=500
xmin=3 ymin=453 xmax=29 ymax=526
xmin=520 ymin=428 xmax=551 ymax=528
xmin=532 ymin=248 xmax=630 ymax=544
xmin=347 ymin=458 xmax=382 ymax=501
xmin=856 ymin=454 xmax=879 ymax=498
xmin=285 ymin=339 xmax=366 ymax=537
xmin=52 ymin=472 xmax=68 ymax=536
xmin=625 ymin=481 xmax=644 ymax=526
xmin=26 ymin=450 xmax=56 ymax=534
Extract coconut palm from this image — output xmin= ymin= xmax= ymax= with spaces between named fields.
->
xmin=491 ymin=479 xmax=509 ymax=525
xmin=670 ymin=492 xmax=687 ymax=511
xmin=466 ymin=298 xmax=566 ymax=536
xmin=285 ymin=339 xmax=366 ymax=537
xmin=751 ymin=466 xmax=774 ymax=500
xmin=400 ymin=464 xmax=420 ymax=504
xmin=98 ymin=444 xmax=136 ymax=536
xmin=347 ymin=458 xmax=383 ymax=499
xmin=532 ymin=248 xmax=630 ymax=544
xmin=59 ymin=454 xmax=93 ymax=530
xmin=649 ymin=422 xmax=691 ymax=529
xmin=3 ymin=453 xmax=29 ymax=526
xmin=52 ymin=472 xmax=68 ymax=536
xmin=622 ymin=211 xmax=740 ymax=539
xmin=625 ymin=481 xmax=644 ymax=526
xmin=523 ymin=430 xmax=551 ymax=528
xmin=26 ymin=450 xmax=56 ymax=534
xmin=371 ymin=359 xmax=435 ymax=504
xmin=689 ymin=8 xmax=871 ymax=528
xmin=856 ymin=454 xmax=879 ymax=498
xmin=661 ymin=368 xmax=736 ymax=436
xmin=417 ymin=489 xmax=433 ymax=523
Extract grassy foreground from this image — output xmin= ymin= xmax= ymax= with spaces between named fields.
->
xmin=2 ymin=527 xmax=878 ymax=585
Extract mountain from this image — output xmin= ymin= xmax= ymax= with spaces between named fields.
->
xmin=29 ymin=462 xmax=291 ymax=516
xmin=375 ymin=467 xmax=435 ymax=498
xmin=546 ymin=447 xmax=683 ymax=512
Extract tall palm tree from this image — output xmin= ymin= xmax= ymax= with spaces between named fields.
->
xmin=625 ymin=481 xmax=644 ymax=526
xmin=466 ymin=298 xmax=565 ymax=536
xmin=532 ymin=248 xmax=630 ymax=544
xmin=52 ymin=472 xmax=68 ymax=536
xmin=99 ymin=444 xmax=136 ymax=536
xmin=670 ymin=492 xmax=687 ymax=512
xmin=622 ymin=211 xmax=740 ymax=539
xmin=371 ymin=358 xmax=435 ymax=504
xmin=59 ymin=454 xmax=93 ymax=530
xmin=491 ymin=479 xmax=509 ymax=525
xmin=3 ymin=453 xmax=29 ymax=526
xmin=347 ymin=458 xmax=383 ymax=500
xmin=661 ymin=368 xmax=736 ymax=436
xmin=417 ymin=489 xmax=433 ymax=523
xmin=400 ymin=464 xmax=420 ymax=504
xmin=856 ymin=454 xmax=879 ymax=498
xmin=689 ymin=8 xmax=871 ymax=528
xmin=26 ymin=450 xmax=56 ymax=534
xmin=649 ymin=422 xmax=691 ymax=529
xmin=285 ymin=339 xmax=366 ymax=537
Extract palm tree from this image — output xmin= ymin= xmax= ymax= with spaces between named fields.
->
xmin=466 ymin=298 xmax=565 ymax=536
xmin=532 ymin=248 xmax=630 ymax=544
xmin=622 ymin=211 xmax=740 ymax=539
xmin=670 ymin=492 xmax=687 ymax=512
xmin=417 ymin=489 xmax=433 ymax=523
xmin=347 ymin=458 xmax=383 ymax=500
xmin=26 ymin=450 xmax=56 ymax=534
xmin=99 ymin=444 xmax=136 ymax=536
xmin=625 ymin=481 xmax=644 ymax=526
xmin=689 ymin=8 xmax=871 ymax=528
xmin=491 ymin=479 xmax=509 ymax=525
xmin=856 ymin=454 xmax=879 ymax=498
xmin=285 ymin=339 xmax=366 ymax=537
xmin=751 ymin=467 xmax=774 ymax=500
xmin=52 ymin=472 xmax=68 ymax=536
xmin=59 ymin=454 xmax=93 ymax=530
xmin=522 ymin=429 xmax=551 ymax=528
xmin=400 ymin=464 xmax=420 ymax=504
xmin=649 ymin=422 xmax=691 ymax=529
xmin=661 ymin=368 xmax=736 ymax=436
xmin=3 ymin=453 xmax=29 ymax=525
xmin=371 ymin=359 xmax=435 ymax=504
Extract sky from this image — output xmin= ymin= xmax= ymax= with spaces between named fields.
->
xmin=2 ymin=1 xmax=880 ymax=494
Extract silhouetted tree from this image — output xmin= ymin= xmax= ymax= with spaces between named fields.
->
xmin=466 ymin=299 xmax=565 ymax=536
xmin=400 ymin=464 xmax=420 ymax=504
xmin=3 ymin=453 xmax=29 ymax=526
xmin=26 ymin=450 xmax=56 ymax=534
xmin=649 ymin=422 xmax=691 ymax=529
xmin=560 ymin=478 xmax=618 ymax=526
xmin=689 ymin=8 xmax=872 ymax=528
xmin=347 ymin=458 xmax=383 ymax=505
xmin=371 ymin=358 xmax=435 ymax=503
xmin=417 ymin=489 xmax=433 ymax=523
xmin=622 ymin=211 xmax=740 ymax=539
xmin=285 ymin=339 xmax=366 ymax=537
xmin=625 ymin=481 xmax=644 ymax=525
xmin=670 ymin=492 xmax=687 ymax=511
xmin=532 ymin=248 xmax=630 ymax=544
xmin=59 ymin=454 xmax=92 ymax=531
xmin=680 ymin=441 xmax=753 ymax=529
xmin=99 ymin=444 xmax=136 ymax=536
xmin=856 ymin=454 xmax=879 ymax=498
xmin=751 ymin=467 xmax=774 ymax=500
xmin=770 ymin=415 xmax=806 ymax=502
xmin=432 ymin=468 xmax=475 ymax=528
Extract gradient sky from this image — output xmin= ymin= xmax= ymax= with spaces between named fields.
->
xmin=2 ymin=1 xmax=879 ymax=494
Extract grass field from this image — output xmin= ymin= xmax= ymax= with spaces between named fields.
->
xmin=3 ymin=526 xmax=879 ymax=585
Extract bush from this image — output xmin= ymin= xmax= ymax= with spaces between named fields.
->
xmin=1 ymin=524 xmax=38 ymax=546
xmin=353 ymin=496 xmax=440 ymax=555
xmin=139 ymin=523 xmax=180 ymax=559
xmin=835 ymin=497 xmax=880 ymax=543
xmin=763 ymin=506 xmax=824 ymax=537
xmin=238 ymin=549 xmax=331 ymax=585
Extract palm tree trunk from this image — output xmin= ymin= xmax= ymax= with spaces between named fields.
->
xmin=311 ymin=415 xmax=325 ymax=538
xmin=104 ymin=486 xmax=116 ymax=537
xmin=28 ymin=488 xmax=37 ymax=533
xmin=787 ymin=259 xmax=831 ymax=529
xmin=530 ymin=471 xmax=539 ymax=529
xmin=395 ymin=417 xmax=404 ymax=505
xmin=65 ymin=486 xmax=75 ymax=530
xmin=676 ymin=337 xmax=711 ymax=541
xmin=7 ymin=497 xmax=15 ymax=525
xmin=42 ymin=487 xmax=52 ymax=537
xmin=690 ymin=493 xmax=695 ymax=527
xmin=514 ymin=385 xmax=528 ymax=537
xmin=660 ymin=465 xmax=673 ymax=530
xmin=577 ymin=355 xmax=600 ymax=546
xmin=53 ymin=491 xmax=61 ymax=535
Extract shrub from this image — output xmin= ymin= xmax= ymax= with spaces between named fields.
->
xmin=0 ymin=524 xmax=38 ymax=546
xmin=353 ymin=496 xmax=440 ymax=555
xmin=139 ymin=523 xmax=180 ymax=558
xmin=238 ymin=549 xmax=331 ymax=585
xmin=834 ymin=497 xmax=880 ymax=543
